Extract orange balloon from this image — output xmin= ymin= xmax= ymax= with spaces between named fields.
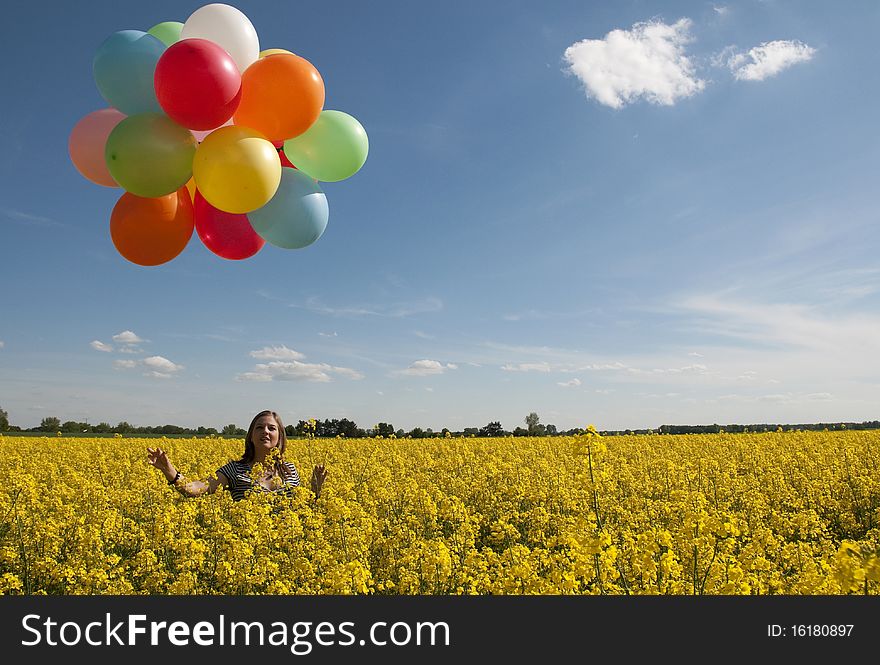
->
xmin=233 ymin=53 xmax=324 ymax=142
xmin=110 ymin=188 xmax=194 ymax=266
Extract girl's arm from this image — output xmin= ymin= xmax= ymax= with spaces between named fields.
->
xmin=173 ymin=471 xmax=227 ymax=497
xmin=147 ymin=447 xmax=228 ymax=497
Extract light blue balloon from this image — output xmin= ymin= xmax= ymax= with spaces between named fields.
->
xmin=93 ymin=30 xmax=165 ymax=116
xmin=247 ymin=169 xmax=329 ymax=249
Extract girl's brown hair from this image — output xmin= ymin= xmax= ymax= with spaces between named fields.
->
xmin=240 ymin=410 xmax=288 ymax=474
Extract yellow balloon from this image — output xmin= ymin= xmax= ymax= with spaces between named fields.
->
xmin=193 ymin=126 xmax=281 ymax=214
xmin=259 ymin=48 xmax=294 ymax=58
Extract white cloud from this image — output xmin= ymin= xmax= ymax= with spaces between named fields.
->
xmin=301 ymin=296 xmax=443 ymax=319
xmin=250 ymin=345 xmax=306 ymax=361
xmin=237 ymin=360 xmax=364 ymax=383
xmin=675 ymin=292 xmax=880 ymax=355
xmin=91 ymin=340 xmax=113 ymax=353
xmin=142 ymin=356 xmax=184 ymax=374
xmin=630 ymin=364 xmax=709 ymax=375
xmin=118 ymin=346 xmax=143 ymax=354
xmin=727 ymin=40 xmax=815 ymax=81
xmin=558 ymin=378 xmax=582 ymax=388
xmin=2 ymin=208 xmax=62 ymax=227
xmin=499 ymin=359 xmax=707 ymax=376
xmin=501 ymin=362 xmax=553 ymax=373
xmin=713 ymin=5 xmax=730 ymax=17
xmin=397 ymin=360 xmax=457 ymax=377
xmin=0 ymin=340 xmax=5 ymax=349
xmin=112 ymin=331 xmax=145 ymax=344
xmin=318 ymin=332 xmax=338 ymax=338
xmin=715 ymin=391 xmax=834 ymax=405
xmin=583 ymin=362 xmax=629 ymax=371
xmin=113 ymin=360 xmax=138 ymax=370
xmin=563 ymin=18 xmax=705 ymax=108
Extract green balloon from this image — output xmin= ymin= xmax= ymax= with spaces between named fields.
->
xmin=105 ymin=113 xmax=196 ymax=198
xmin=283 ymin=110 xmax=369 ymax=182
xmin=147 ymin=21 xmax=184 ymax=47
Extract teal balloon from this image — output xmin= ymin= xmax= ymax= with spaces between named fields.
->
xmin=105 ymin=113 xmax=197 ymax=197
xmin=282 ymin=110 xmax=369 ymax=182
xmin=247 ymin=169 xmax=329 ymax=249
xmin=93 ymin=30 xmax=165 ymax=115
xmin=148 ymin=21 xmax=184 ymax=47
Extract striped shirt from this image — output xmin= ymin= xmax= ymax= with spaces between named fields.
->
xmin=216 ymin=459 xmax=301 ymax=501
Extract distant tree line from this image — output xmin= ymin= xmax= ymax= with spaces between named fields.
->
xmin=0 ymin=405 xmax=877 ymax=438
xmin=654 ymin=422 xmax=880 ymax=435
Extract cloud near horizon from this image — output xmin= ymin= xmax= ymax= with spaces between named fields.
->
xmin=397 ymin=360 xmax=458 ymax=377
xmin=237 ymin=360 xmax=364 ymax=383
xmin=250 ymin=345 xmax=306 ymax=361
xmin=563 ymin=18 xmax=705 ymax=108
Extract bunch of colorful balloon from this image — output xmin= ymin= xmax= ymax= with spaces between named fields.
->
xmin=68 ymin=3 xmax=368 ymax=266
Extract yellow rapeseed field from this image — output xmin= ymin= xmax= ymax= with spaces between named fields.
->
xmin=1 ymin=428 xmax=878 ymax=595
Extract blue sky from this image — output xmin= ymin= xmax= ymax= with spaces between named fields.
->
xmin=2 ymin=0 xmax=879 ymax=432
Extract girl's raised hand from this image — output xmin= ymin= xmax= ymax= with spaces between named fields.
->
xmin=146 ymin=447 xmax=174 ymax=476
xmin=311 ymin=464 xmax=328 ymax=497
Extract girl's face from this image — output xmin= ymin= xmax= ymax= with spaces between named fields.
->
xmin=251 ymin=415 xmax=280 ymax=452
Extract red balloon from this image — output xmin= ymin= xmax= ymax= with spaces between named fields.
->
xmin=194 ymin=190 xmax=265 ymax=260
xmin=271 ymin=140 xmax=297 ymax=168
xmin=154 ymin=39 xmax=242 ymax=130
xmin=278 ymin=147 xmax=297 ymax=169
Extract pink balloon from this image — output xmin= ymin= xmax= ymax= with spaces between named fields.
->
xmin=68 ymin=109 xmax=126 ymax=187
xmin=194 ymin=190 xmax=265 ymax=260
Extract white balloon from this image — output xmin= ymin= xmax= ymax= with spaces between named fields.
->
xmin=191 ymin=118 xmax=234 ymax=142
xmin=181 ymin=3 xmax=259 ymax=72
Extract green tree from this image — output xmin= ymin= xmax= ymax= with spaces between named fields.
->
xmin=61 ymin=420 xmax=90 ymax=433
xmin=0 ymin=405 xmax=8 ymax=431
xmin=336 ymin=418 xmax=362 ymax=438
xmin=40 ymin=416 xmax=61 ymax=432
xmin=222 ymin=424 xmax=239 ymax=436
xmin=525 ymin=412 xmax=545 ymax=436
xmin=374 ymin=422 xmax=395 ymax=437
xmin=479 ymin=421 xmax=503 ymax=437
